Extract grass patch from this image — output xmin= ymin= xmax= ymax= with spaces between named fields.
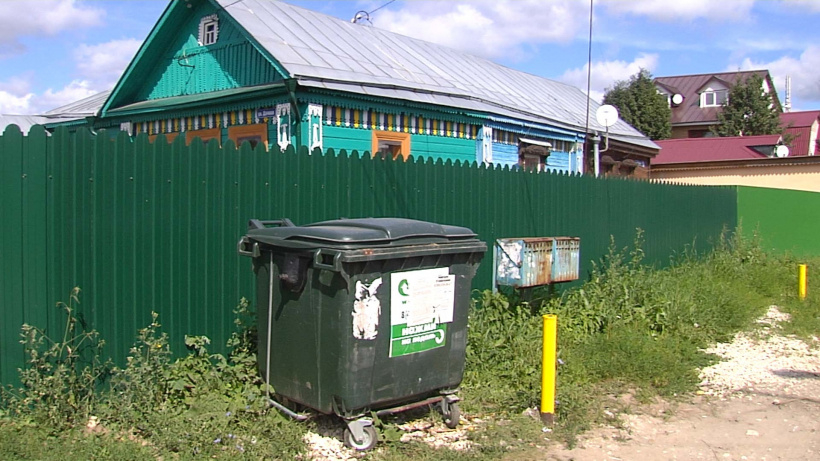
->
xmin=777 ymin=255 xmax=820 ymax=340
xmin=462 ymin=229 xmax=815 ymax=448
xmin=0 ymin=422 xmax=154 ymax=461
xmin=1 ymin=228 xmax=816 ymax=458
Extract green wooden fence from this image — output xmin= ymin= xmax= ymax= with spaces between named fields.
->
xmin=0 ymin=126 xmax=738 ymax=384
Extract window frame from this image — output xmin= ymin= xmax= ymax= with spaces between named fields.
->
xmin=198 ymin=14 xmax=219 ymax=46
xmin=701 ymin=89 xmax=728 ymax=107
xmin=186 ymin=128 xmax=221 ymax=145
xmin=229 ymin=123 xmax=268 ymax=150
xmin=371 ymin=130 xmax=411 ymax=160
xmin=148 ymin=132 xmax=180 ymax=144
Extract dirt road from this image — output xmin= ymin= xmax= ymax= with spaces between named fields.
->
xmin=535 ymin=307 xmax=820 ymax=461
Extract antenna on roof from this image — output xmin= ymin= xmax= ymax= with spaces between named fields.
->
xmin=351 ymin=11 xmax=371 ymax=24
xmin=784 ymin=76 xmax=792 ymax=113
xmin=351 ymin=0 xmax=396 ymax=24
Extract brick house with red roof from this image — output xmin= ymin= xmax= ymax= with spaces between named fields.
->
xmin=650 ymin=135 xmax=820 ymax=193
xmin=654 ymin=70 xmax=781 ymax=139
xmin=781 ymin=110 xmax=820 ymax=156
xmin=652 ymin=135 xmax=783 ymax=164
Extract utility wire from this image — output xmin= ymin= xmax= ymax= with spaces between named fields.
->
xmin=368 ymin=0 xmax=396 ymax=15
xmin=584 ymin=0 xmax=594 ymax=140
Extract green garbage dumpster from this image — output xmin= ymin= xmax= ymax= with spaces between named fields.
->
xmin=238 ymin=217 xmax=486 ymax=450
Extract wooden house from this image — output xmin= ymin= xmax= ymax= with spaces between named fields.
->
xmin=76 ymin=0 xmax=656 ymax=174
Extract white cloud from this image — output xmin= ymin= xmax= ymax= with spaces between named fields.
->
xmin=733 ymin=46 xmax=820 ymax=110
xmin=74 ymin=39 xmax=142 ymax=89
xmin=558 ymin=53 xmax=660 ymax=102
xmin=783 ymin=0 xmax=820 ymax=13
xmin=10 ymin=38 xmax=141 ymax=114
xmin=600 ymin=0 xmax=755 ymax=22
xmin=37 ymin=80 xmax=97 ymax=112
xmin=0 ymin=0 xmax=103 ymax=56
xmin=0 ymin=76 xmax=34 ymax=113
xmin=0 ymin=75 xmax=97 ymax=114
xmin=373 ymin=0 xmax=588 ymax=60
xmin=0 ymin=90 xmax=33 ymax=114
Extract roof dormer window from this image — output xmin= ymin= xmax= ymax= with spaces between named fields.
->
xmin=701 ymin=89 xmax=728 ymax=107
xmin=199 ymin=14 xmax=219 ymax=46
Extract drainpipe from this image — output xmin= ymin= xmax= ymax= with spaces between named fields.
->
xmin=85 ymin=116 xmax=98 ymax=136
xmin=285 ymin=79 xmax=302 ymax=147
xmin=592 ymin=131 xmax=601 ymax=177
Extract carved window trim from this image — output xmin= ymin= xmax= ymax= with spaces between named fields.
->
xmin=198 ymin=14 xmax=219 ymax=46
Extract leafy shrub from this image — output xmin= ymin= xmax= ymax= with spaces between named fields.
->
xmin=1 ymin=288 xmax=110 ymax=429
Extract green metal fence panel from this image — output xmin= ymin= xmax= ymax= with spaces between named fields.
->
xmin=0 ymin=127 xmax=739 ymax=384
xmin=737 ymin=186 xmax=820 ymax=257
xmin=1 ymin=125 xmax=25 ymax=384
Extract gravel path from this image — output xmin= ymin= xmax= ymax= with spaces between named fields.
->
xmin=543 ymin=306 xmax=820 ymax=461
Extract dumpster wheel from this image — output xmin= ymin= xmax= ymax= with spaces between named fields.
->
xmin=442 ymin=401 xmax=460 ymax=429
xmin=343 ymin=423 xmax=378 ymax=451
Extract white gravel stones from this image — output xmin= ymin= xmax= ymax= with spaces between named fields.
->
xmin=698 ymin=306 xmax=820 ymax=398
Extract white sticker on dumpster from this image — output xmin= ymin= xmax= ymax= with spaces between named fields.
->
xmin=389 ymin=268 xmax=455 ymax=357
xmin=352 ymin=278 xmax=382 ymax=340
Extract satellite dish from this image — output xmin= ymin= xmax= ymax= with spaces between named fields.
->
xmin=774 ymin=145 xmax=789 ymax=158
xmin=671 ymin=93 xmax=684 ymax=106
xmin=596 ymin=104 xmax=619 ymax=128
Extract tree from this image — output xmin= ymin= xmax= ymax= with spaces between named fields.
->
xmin=602 ymin=69 xmax=671 ymax=140
xmin=713 ymin=74 xmax=781 ymax=137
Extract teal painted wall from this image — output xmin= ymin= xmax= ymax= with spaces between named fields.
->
xmin=410 ymin=134 xmax=476 ymax=163
xmin=737 ymin=186 xmax=820 ymax=257
xmin=136 ymin=2 xmax=282 ymax=101
xmin=323 ymin=125 xmax=371 ymax=153
xmin=322 ymin=126 xmax=477 ymax=162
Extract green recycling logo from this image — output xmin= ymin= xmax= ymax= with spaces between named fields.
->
xmin=397 ymin=279 xmax=410 ymax=296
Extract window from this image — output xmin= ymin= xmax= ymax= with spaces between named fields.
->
xmin=702 ymin=90 xmax=728 ymax=107
xmin=198 ymin=14 xmax=219 ymax=46
xmin=518 ymin=139 xmax=551 ymax=172
xmin=186 ymin=128 xmax=221 ymax=145
xmin=372 ymin=130 xmax=410 ymax=160
xmin=658 ymin=90 xmax=671 ymax=108
xmin=229 ymin=124 xmax=268 ymax=150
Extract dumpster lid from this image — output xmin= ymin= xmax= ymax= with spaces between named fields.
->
xmin=246 ymin=218 xmax=478 ymax=250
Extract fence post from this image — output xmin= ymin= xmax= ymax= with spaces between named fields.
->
xmin=799 ymin=264 xmax=808 ymax=300
xmin=541 ymin=314 xmax=558 ymax=425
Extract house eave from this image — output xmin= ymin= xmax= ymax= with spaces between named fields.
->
xmin=651 ymin=155 xmax=820 ymax=171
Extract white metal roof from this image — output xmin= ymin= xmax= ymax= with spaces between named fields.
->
xmin=0 ymin=115 xmax=48 ymax=134
xmin=218 ymin=0 xmax=657 ymax=150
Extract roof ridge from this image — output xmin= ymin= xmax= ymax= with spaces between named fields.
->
xmin=655 ymin=69 xmax=768 ymax=80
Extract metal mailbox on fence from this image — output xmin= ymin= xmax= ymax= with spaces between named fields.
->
xmin=493 ymin=237 xmax=580 ymax=291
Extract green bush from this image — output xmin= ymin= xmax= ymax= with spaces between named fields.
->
xmin=1 ymin=288 xmax=110 ymax=429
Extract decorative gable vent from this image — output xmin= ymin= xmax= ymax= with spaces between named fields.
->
xmin=198 ymin=14 xmax=219 ymax=46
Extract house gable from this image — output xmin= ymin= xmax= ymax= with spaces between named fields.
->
xmin=654 ymin=70 xmax=781 ymax=139
xmin=103 ymin=0 xmax=287 ymax=115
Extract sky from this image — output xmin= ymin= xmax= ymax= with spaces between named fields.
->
xmin=1 ymin=0 xmax=819 ymax=115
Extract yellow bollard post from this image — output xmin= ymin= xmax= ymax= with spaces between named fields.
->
xmin=799 ymin=264 xmax=808 ymax=300
xmin=541 ymin=314 xmax=558 ymax=425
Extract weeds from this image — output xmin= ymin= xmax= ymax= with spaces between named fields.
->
xmin=463 ymin=229 xmax=809 ymax=446
xmin=1 ymin=287 xmax=110 ymax=429
xmin=1 ymin=229 xmax=814 ymax=458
